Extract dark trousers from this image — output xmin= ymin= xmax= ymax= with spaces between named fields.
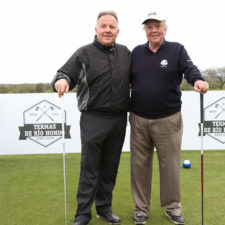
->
xmin=75 ymin=111 xmax=127 ymax=222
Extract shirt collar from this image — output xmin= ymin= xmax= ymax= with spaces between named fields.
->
xmin=144 ymin=39 xmax=166 ymax=52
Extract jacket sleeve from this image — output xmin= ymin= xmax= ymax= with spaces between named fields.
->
xmin=178 ymin=45 xmax=204 ymax=86
xmin=51 ymin=48 xmax=83 ymax=91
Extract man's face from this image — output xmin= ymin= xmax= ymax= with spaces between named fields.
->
xmin=95 ymin=15 xmax=119 ymax=46
xmin=144 ymin=20 xmax=166 ymax=47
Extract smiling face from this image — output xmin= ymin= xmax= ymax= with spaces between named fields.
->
xmin=95 ymin=14 xmax=119 ymax=46
xmin=144 ymin=20 xmax=167 ymax=50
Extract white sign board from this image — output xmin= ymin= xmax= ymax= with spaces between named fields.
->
xmin=0 ymin=91 xmax=225 ymax=155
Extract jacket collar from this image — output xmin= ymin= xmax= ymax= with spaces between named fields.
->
xmin=93 ymin=36 xmax=116 ymax=52
xmin=144 ymin=39 xmax=166 ymax=52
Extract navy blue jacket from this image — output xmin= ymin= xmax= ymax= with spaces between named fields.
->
xmin=131 ymin=40 xmax=204 ymax=119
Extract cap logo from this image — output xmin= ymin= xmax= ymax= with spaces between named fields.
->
xmin=148 ymin=12 xmax=156 ymax=17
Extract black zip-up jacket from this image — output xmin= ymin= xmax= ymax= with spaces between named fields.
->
xmin=52 ymin=37 xmax=131 ymax=112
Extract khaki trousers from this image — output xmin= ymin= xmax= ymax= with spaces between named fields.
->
xmin=130 ymin=112 xmax=183 ymax=216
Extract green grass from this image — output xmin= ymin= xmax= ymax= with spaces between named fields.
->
xmin=0 ymin=151 xmax=225 ymax=225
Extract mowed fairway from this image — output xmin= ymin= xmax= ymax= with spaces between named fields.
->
xmin=0 ymin=151 xmax=225 ymax=225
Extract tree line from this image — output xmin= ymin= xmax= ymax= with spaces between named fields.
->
xmin=0 ymin=67 xmax=224 ymax=93
xmin=0 ymin=83 xmax=53 ymax=93
xmin=180 ymin=67 xmax=225 ymax=90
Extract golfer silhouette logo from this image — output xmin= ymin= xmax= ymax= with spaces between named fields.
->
xmin=19 ymin=100 xmax=71 ymax=147
xmin=199 ymin=97 xmax=225 ymax=144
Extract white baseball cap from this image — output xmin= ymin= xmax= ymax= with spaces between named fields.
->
xmin=142 ymin=11 xmax=166 ymax=24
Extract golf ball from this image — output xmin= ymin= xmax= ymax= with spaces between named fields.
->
xmin=182 ymin=160 xmax=191 ymax=168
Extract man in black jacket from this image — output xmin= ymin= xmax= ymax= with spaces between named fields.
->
xmin=51 ymin=11 xmax=131 ymax=225
xmin=130 ymin=11 xmax=209 ymax=225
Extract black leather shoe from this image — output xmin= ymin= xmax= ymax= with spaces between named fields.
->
xmin=72 ymin=220 xmax=88 ymax=225
xmin=165 ymin=211 xmax=185 ymax=224
xmin=133 ymin=213 xmax=146 ymax=224
xmin=96 ymin=210 xmax=121 ymax=224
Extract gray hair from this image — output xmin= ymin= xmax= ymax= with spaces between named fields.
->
xmin=97 ymin=10 xmax=118 ymax=23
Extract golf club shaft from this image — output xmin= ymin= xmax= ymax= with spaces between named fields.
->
xmin=200 ymin=93 xmax=204 ymax=225
xmin=61 ymin=95 xmax=67 ymax=225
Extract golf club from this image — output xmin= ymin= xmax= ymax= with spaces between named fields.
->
xmin=200 ymin=93 xmax=204 ymax=225
xmin=36 ymin=106 xmax=54 ymax=122
xmin=61 ymin=95 xmax=67 ymax=225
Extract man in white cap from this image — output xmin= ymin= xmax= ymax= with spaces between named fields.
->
xmin=130 ymin=11 xmax=209 ymax=225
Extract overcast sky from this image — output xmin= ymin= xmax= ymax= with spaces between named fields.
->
xmin=0 ymin=0 xmax=224 ymax=84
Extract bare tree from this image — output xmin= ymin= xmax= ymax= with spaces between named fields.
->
xmin=216 ymin=67 xmax=225 ymax=89
xmin=202 ymin=67 xmax=225 ymax=89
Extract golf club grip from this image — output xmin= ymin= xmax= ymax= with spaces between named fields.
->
xmin=200 ymin=94 xmax=204 ymax=123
